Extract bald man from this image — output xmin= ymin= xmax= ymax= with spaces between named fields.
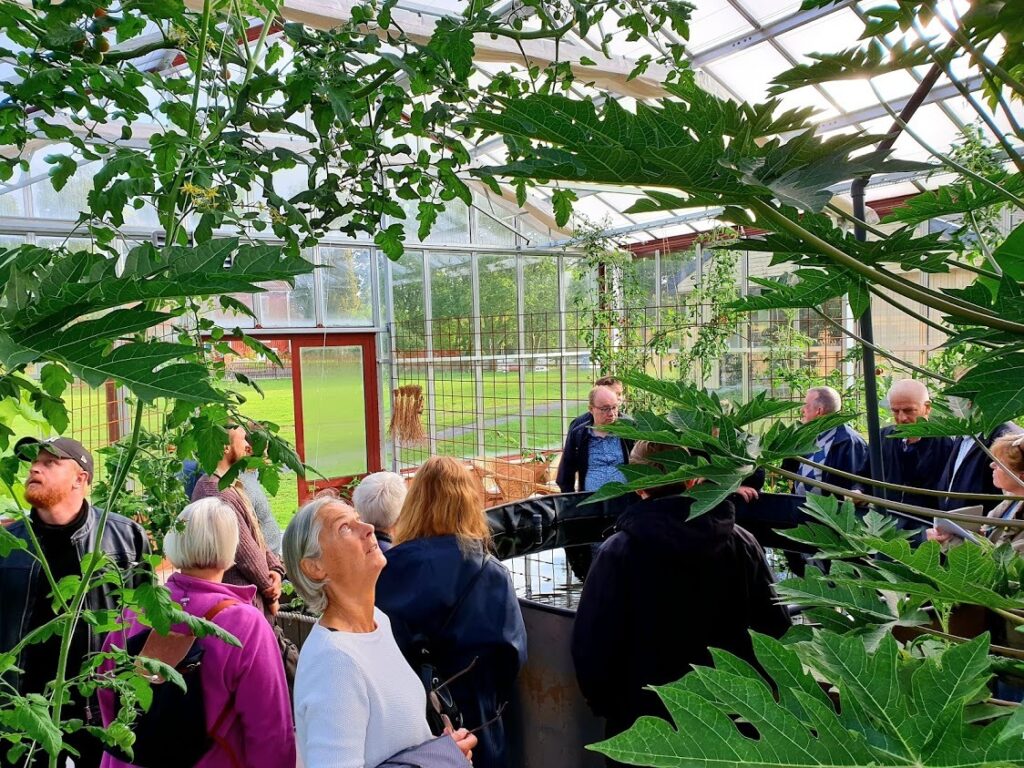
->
xmin=877 ymin=379 xmax=953 ymax=511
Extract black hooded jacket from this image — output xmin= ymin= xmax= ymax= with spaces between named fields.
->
xmin=571 ymin=494 xmax=790 ymax=734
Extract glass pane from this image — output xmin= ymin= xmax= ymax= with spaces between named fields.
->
xmin=392 ymin=251 xmax=425 ymax=353
xmin=300 ymin=345 xmax=367 ymax=477
xmin=478 ymin=253 xmax=519 ymax=358
xmin=29 ymin=145 xmax=96 ymax=221
xmin=206 ymin=294 xmax=256 ymax=329
xmin=429 ymin=251 xmax=474 ymax=355
xmin=321 ymin=246 xmax=373 ymax=326
xmin=521 ymin=255 xmax=559 ymax=355
xmin=256 ymin=267 xmax=316 ymax=328
xmin=474 ymin=207 xmax=518 ymax=247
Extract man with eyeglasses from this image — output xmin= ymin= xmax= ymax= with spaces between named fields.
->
xmin=566 ymin=376 xmax=625 ymax=434
xmin=556 ymin=386 xmax=632 ymax=494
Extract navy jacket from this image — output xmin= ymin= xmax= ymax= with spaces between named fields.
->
xmin=936 ymin=423 xmax=1021 ymax=513
xmin=877 ymin=426 xmax=953 ymax=511
xmin=783 ymin=423 xmax=869 ymax=495
xmin=571 ymin=495 xmax=790 ymax=736
xmin=376 ymin=536 xmax=527 ymax=768
xmin=556 ymin=423 xmax=633 ymax=493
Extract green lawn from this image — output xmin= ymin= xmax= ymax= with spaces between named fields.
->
xmin=37 ymin=373 xmax=591 ymax=529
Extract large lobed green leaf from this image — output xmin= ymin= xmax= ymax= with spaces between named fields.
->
xmin=593 ymin=632 xmax=1018 ymax=768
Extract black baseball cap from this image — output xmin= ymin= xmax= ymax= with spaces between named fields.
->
xmin=15 ymin=436 xmax=94 ymax=482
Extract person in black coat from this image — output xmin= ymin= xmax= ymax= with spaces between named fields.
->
xmin=936 ymin=420 xmax=1023 ymax=513
xmin=876 ymin=380 xmax=953 ymax=514
xmin=571 ymin=442 xmax=791 ymax=752
xmin=375 ymin=456 xmax=527 ymax=768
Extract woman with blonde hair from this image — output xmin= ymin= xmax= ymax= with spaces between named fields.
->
xmin=376 ymin=456 xmax=527 ymax=768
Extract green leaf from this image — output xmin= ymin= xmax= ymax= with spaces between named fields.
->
xmin=551 ymin=188 xmax=577 ymax=227
xmin=45 ymin=154 xmax=78 ymax=192
xmin=375 ymin=224 xmax=405 ymax=260
xmin=0 ymin=526 xmax=28 ymax=557
xmin=946 ymin=352 xmax=1024 ymax=433
xmin=594 ymin=633 xmax=1016 ymax=768
xmin=993 ymin=220 xmax=1024 ymax=281
xmin=431 ymin=19 xmax=474 ymax=81
xmin=39 ymin=362 xmax=73 ymax=398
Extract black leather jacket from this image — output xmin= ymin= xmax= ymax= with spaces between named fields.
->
xmin=0 ymin=504 xmax=150 ymax=693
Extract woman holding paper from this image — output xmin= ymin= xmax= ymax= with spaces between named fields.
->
xmin=926 ymin=434 xmax=1024 ymax=554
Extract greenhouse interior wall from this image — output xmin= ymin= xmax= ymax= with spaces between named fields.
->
xmin=0 ymin=169 xmax=992 ymax=523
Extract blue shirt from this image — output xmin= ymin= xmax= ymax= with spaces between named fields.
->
xmin=584 ymin=434 xmax=627 ymax=492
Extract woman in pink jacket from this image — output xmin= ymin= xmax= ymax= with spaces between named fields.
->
xmin=98 ymin=498 xmax=295 ymax=768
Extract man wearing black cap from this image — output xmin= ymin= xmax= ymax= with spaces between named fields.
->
xmin=0 ymin=436 xmax=150 ymax=767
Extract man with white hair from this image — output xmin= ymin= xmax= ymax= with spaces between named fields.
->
xmin=877 ymin=379 xmax=953 ymax=511
xmin=788 ymin=386 xmax=868 ymax=497
xmin=352 ymin=471 xmax=407 ymax=551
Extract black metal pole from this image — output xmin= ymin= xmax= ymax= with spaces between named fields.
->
xmin=851 ymin=63 xmax=944 ymax=491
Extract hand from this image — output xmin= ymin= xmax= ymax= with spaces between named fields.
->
xmin=267 ymin=597 xmax=279 ymax=617
xmin=446 ymin=727 xmax=477 ymax=763
xmin=264 ymin=570 xmax=283 ymax=601
xmin=734 ymin=485 xmax=758 ymax=503
xmin=926 ymin=528 xmax=954 ymax=544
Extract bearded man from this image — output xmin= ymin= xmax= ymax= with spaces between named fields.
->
xmin=0 ymin=437 xmax=149 ymax=767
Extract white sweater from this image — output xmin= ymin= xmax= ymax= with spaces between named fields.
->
xmin=294 ymin=609 xmax=433 ymax=768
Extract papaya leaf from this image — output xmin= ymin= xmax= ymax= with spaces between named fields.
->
xmin=945 ymin=353 xmax=1024 ymax=433
xmin=593 ymin=633 xmax=1016 ymax=768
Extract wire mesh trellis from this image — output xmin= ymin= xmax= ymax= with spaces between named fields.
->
xmin=387 ymin=301 xmax=860 ymax=482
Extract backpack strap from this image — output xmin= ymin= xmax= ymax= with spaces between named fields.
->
xmin=203 ymin=598 xmax=243 ymax=768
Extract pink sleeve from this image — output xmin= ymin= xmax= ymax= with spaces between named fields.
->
xmin=227 ymin=615 xmax=296 ymax=768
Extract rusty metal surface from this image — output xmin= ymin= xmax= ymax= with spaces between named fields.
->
xmin=508 ymin=600 xmax=604 ymax=768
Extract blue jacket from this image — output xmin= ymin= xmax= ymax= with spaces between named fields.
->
xmin=783 ymin=423 xmax=869 ymax=495
xmin=375 ymin=536 xmax=527 ymax=768
xmin=556 ymin=423 xmax=633 ymax=493
xmin=936 ymin=423 xmax=1021 ymax=513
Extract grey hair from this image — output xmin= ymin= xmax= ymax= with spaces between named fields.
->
xmin=808 ymin=385 xmax=842 ymax=414
xmin=352 ymin=472 xmax=406 ymax=531
xmin=163 ymin=498 xmax=239 ymax=571
xmin=282 ymin=496 xmax=336 ymax=614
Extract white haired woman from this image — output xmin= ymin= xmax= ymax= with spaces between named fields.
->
xmin=284 ymin=497 xmax=477 ymax=768
xmin=98 ymin=498 xmax=295 ymax=768
xmin=352 ymin=471 xmax=407 ymax=552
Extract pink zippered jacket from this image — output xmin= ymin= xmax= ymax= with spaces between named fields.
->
xmin=98 ymin=573 xmax=296 ymax=768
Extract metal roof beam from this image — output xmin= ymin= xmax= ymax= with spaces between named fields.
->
xmin=688 ymin=0 xmax=855 ymax=68
xmin=817 ymin=75 xmax=984 ymax=133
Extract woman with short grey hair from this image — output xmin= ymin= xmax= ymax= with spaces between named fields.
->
xmin=284 ymin=497 xmax=476 ymax=768
xmin=352 ymin=472 xmax=407 ymax=552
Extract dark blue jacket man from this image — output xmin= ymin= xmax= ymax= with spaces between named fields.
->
xmin=937 ymin=421 xmax=1022 ymax=513
xmin=876 ymin=379 xmax=953 ymax=512
xmin=557 ymin=385 xmax=633 ymax=494
xmin=783 ymin=386 xmax=868 ymax=496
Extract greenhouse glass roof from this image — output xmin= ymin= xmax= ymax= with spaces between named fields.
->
xmin=0 ymin=0 xmax=1014 ymax=248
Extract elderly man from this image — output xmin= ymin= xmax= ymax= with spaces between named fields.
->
xmin=877 ymin=379 xmax=953 ymax=511
xmin=1 ymin=437 xmax=150 ymax=768
xmin=936 ymin=416 xmax=1022 ymax=513
xmin=557 ymin=385 xmax=633 ymax=494
xmin=567 ymin=376 xmax=625 ymax=434
xmin=352 ymin=471 xmax=407 ymax=552
xmin=786 ymin=386 xmax=868 ymax=496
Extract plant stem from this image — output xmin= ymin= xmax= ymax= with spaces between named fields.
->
xmin=770 ymin=465 xmax=1024 ymax=529
xmin=749 ymin=199 xmax=1024 ymax=334
xmin=46 ymin=404 xmax=145 ymax=768
xmin=994 ymin=607 xmax=1024 ymax=626
xmin=797 ymin=456 xmax=1018 ymax=502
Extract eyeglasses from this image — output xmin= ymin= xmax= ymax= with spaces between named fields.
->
xmin=592 ymin=405 xmax=618 ymax=414
xmin=468 ymin=702 xmax=508 ymax=736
